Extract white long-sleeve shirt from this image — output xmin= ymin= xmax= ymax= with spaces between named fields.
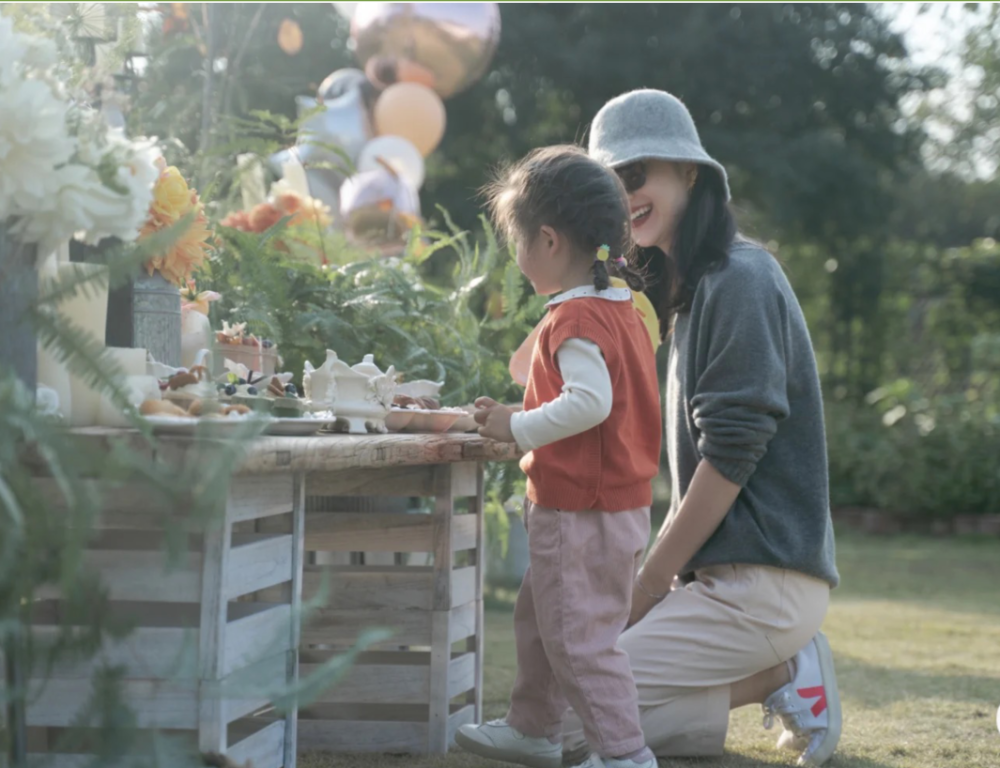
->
xmin=509 ymin=285 xmax=631 ymax=452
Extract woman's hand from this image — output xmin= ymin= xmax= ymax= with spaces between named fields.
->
xmin=627 ymin=572 xmax=673 ymax=628
xmin=474 ymin=397 xmax=517 ymax=443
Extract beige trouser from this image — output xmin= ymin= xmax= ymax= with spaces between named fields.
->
xmin=562 ymin=564 xmax=830 ymax=758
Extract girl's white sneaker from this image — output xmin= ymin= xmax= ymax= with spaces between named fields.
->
xmin=762 ymin=631 xmax=842 ymax=765
xmin=455 ymin=719 xmax=562 ymax=768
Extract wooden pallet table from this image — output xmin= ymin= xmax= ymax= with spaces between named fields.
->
xmin=19 ymin=430 xmax=518 ymax=762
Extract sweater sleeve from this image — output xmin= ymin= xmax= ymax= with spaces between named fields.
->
xmin=690 ymin=263 xmax=791 ymax=486
xmin=510 ymin=338 xmax=613 ymax=452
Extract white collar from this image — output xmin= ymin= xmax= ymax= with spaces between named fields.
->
xmin=545 ymin=284 xmax=632 ymax=307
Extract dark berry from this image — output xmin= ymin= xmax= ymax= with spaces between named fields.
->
xmin=246 ymin=386 xmax=258 ymax=395
xmin=262 ymin=339 xmax=274 ymax=349
xmin=284 ymin=384 xmax=298 ymax=397
xmin=237 ymin=378 xmax=247 ymax=385
xmin=224 ymin=384 xmax=237 ymax=396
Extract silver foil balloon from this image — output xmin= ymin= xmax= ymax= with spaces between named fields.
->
xmin=295 ymin=87 xmax=372 ymax=172
xmin=339 ymin=166 xmax=420 ymax=246
xmin=351 ymin=3 xmax=501 ymax=98
xmin=317 ymin=67 xmax=369 ymax=102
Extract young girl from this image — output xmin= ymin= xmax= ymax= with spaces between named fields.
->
xmin=456 ymin=146 xmax=662 ymax=768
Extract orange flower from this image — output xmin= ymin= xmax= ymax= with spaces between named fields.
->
xmin=249 ymin=202 xmax=283 ymax=232
xmin=220 ymin=209 xmax=253 ymax=231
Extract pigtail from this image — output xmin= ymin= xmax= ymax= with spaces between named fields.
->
xmin=610 ymin=243 xmax=647 ymax=293
xmin=592 ymin=258 xmax=611 ymax=291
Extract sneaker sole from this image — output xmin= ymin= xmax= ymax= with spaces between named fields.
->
xmin=799 ymin=631 xmax=842 ymax=767
xmin=454 ymin=729 xmax=562 ymax=768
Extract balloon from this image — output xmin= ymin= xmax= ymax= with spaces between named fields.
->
xmin=373 ymin=82 xmax=445 ymax=156
xmin=358 ymin=135 xmax=425 ymax=190
xmin=295 ymin=87 xmax=372 ymax=171
xmin=332 ymin=2 xmax=357 ymax=19
xmin=339 ymin=167 xmax=420 ymax=246
xmin=278 ymin=18 xmax=303 ymax=54
xmin=352 ymin=2 xmax=501 ymax=98
xmin=317 ymin=67 xmax=368 ymax=102
xmin=365 ymin=55 xmax=437 ymax=91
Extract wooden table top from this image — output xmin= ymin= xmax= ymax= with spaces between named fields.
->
xmin=37 ymin=428 xmax=521 ymax=475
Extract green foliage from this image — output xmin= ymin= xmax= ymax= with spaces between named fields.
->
xmin=204 ymin=210 xmax=539 ymax=407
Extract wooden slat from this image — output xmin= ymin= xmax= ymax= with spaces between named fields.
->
xmin=28 ymin=755 xmax=93 ymax=768
xmin=227 ymin=534 xmax=293 ymax=599
xmin=295 ymin=717 xmax=426 ymax=754
xmin=33 ymin=624 xmax=196 ymax=680
xmin=26 ymin=679 xmax=197 ymax=729
xmin=305 ymin=512 xmax=431 ymax=552
xmin=301 ymin=658 xmax=429 ymax=705
xmin=448 ymin=652 xmax=476 ymax=699
xmin=296 ymin=651 xmax=471 ymax=707
xmin=303 ymin=565 xmax=432 ymax=610
xmin=224 ymin=603 xmax=292 ymax=677
xmin=284 ymin=471 xmax=305 ymax=768
xmin=198 ymin=511 xmax=231 ymax=753
xmin=30 ymin=430 xmax=521 ymax=476
xmin=228 ymin=474 xmax=294 ymax=522
xmin=305 ymin=466 xmax=435 ymax=497
xmin=451 ymin=462 xmax=479 ymax=498
xmin=428 ymin=466 xmax=454 ymax=752
xmin=224 ymin=653 xmax=288 ymax=724
xmin=448 ymin=602 xmax=477 ymax=645
xmin=54 ymin=549 xmax=200 ymax=603
xmin=451 ymin=566 xmax=476 ymax=609
xmin=469 ymin=464 xmax=486 ymax=720
xmin=228 ymin=720 xmax=285 ymax=768
xmin=447 ymin=703 xmax=476 ymax=746
xmin=452 ymin=514 xmax=477 ymax=552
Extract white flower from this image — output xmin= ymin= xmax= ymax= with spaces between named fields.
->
xmin=0 ymin=17 xmax=57 ymax=88
xmin=0 ymin=77 xmax=75 ymax=218
xmin=10 ymin=162 xmax=144 ymax=254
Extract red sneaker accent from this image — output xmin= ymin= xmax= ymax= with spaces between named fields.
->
xmin=797 ymin=685 xmax=827 ymax=717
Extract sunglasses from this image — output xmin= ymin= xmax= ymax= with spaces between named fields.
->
xmin=615 ymin=161 xmax=647 ymax=194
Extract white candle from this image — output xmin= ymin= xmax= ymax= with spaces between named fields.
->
xmin=282 ymin=157 xmax=311 ymax=198
xmin=237 ymin=153 xmax=267 ymax=210
xmin=105 ymin=347 xmax=148 ymax=377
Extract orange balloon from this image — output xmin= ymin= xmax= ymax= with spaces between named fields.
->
xmin=278 ymin=19 xmax=303 ymax=55
xmin=374 ymin=82 xmax=446 ymax=157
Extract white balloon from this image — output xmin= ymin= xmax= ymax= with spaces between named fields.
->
xmin=357 ymin=135 xmax=425 ymax=190
xmin=339 ymin=167 xmax=419 ymax=221
xmin=332 ymin=2 xmax=358 ymax=19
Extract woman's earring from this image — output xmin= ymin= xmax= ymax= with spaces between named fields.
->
xmin=688 ymin=170 xmax=698 ymax=190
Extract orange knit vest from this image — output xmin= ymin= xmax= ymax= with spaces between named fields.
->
xmin=520 ymin=297 xmax=662 ymax=511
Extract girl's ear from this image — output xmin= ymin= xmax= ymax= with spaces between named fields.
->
xmin=538 ymin=224 xmax=559 ymax=256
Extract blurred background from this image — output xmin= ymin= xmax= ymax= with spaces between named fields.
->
xmin=6 ymin=1 xmax=999 ymax=530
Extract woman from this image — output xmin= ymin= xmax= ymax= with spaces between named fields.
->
xmin=564 ymin=89 xmax=843 ymax=766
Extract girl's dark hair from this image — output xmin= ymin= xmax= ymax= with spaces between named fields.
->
xmin=638 ymin=166 xmax=737 ymax=338
xmin=484 ymin=145 xmax=645 ymax=292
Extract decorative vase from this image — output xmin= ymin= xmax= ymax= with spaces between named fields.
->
xmin=0 ymin=225 xmax=38 ymax=388
xmin=132 ymin=270 xmax=182 ymax=367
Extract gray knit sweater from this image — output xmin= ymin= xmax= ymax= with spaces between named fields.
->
xmin=666 ymin=240 xmax=839 ymax=587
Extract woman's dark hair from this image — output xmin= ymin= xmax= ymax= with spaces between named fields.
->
xmin=484 ymin=145 xmax=645 ymax=292
xmin=637 ymin=166 xmax=737 ymax=338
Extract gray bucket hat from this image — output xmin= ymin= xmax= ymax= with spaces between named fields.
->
xmin=589 ymin=89 xmax=731 ymax=201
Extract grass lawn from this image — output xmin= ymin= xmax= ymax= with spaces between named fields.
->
xmin=303 ymin=530 xmax=1000 ymax=768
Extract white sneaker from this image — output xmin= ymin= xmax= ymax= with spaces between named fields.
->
xmin=762 ymin=631 xmax=842 ymax=766
xmin=599 ymin=754 xmax=657 ymax=768
xmin=455 ymin=719 xmax=562 ymax=768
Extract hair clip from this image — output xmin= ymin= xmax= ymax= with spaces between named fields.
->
xmin=614 ymin=256 xmax=627 ymax=268
xmin=596 ymin=244 xmax=610 ymax=262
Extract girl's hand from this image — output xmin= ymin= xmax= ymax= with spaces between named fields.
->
xmin=474 ymin=397 xmax=516 ymax=443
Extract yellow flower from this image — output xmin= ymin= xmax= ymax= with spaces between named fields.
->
xmin=151 ymin=166 xmax=194 ymax=224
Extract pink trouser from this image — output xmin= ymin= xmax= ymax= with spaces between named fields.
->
xmin=505 ymin=500 xmax=651 ymax=758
